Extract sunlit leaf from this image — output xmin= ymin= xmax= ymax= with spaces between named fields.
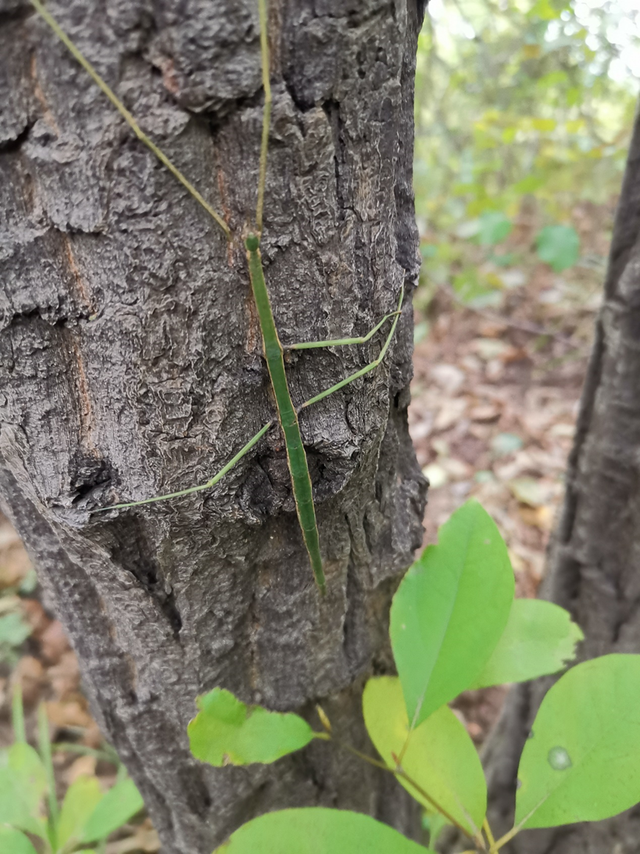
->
xmin=214 ymin=808 xmax=432 ymax=853
xmin=363 ymin=677 xmax=486 ymax=836
xmin=531 ymin=118 xmax=557 ymax=132
xmin=80 ymin=777 xmax=145 ymax=843
xmin=471 ymin=599 xmax=583 ymax=688
xmin=390 ymin=500 xmax=514 ymax=728
xmin=189 ymin=688 xmax=314 ymax=767
xmin=516 ymin=655 xmax=640 ymax=828
xmin=528 ymin=0 xmax=565 ymax=20
xmin=58 ymin=776 xmax=102 ymax=849
xmin=535 ymin=225 xmax=579 ymax=272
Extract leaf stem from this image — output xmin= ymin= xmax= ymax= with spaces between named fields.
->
xmin=12 ymin=683 xmax=26 ymax=744
xmin=38 ymin=703 xmax=59 ymax=851
xmin=394 ymin=763 xmax=484 ymax=848
xmin=323 ymin=735 xmax=479 ymax=845
xmin=483 ymin=817 xmax=496 ymax=849
xmin=492 ymin=796 xmax=547 ymax=851
xmin=493 ymin=825 xmax=521 ymax=850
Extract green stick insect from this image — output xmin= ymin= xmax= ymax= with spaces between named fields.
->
xmin=31 ymin=0 xmax=404 ymax=595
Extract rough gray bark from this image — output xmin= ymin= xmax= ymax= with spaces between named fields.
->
xmin=0 ymin=1 xmax=427 ymax=852
xmin=483 ymin=102 xmax=640 ymax=853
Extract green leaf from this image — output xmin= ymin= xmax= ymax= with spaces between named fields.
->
xmin=0 ymin=745 xmax=48 ymax=839
xmin=390 ymin=500 xmax=514 ymax=728
xmin=471 ymin=600 xmax=583 ymax=689
xmin=80 ymin=778 xmax=145 ymax=843
xmin=57 ymin=776 xmax=103 ymax=849
xmin=491 ymin=433 xmax=523 ymax=457
xmin=535 ymin=225 xmax=579 ymax=272
xmin=531 ymin=118 xmax=557 ymax=132
xmin=477 ymin=211 xmax=512 ymax=246
xmin=452 ymin=269 xmax=502 ymax=308
xmin=0 ymin=826 xmax=39 ymax=854
xmin=214 ymin=808 xmax=433 ymax=853
xmin=512 ymin=175 xmax=544 ymax=194
xmin=188 ymin=688 xmax=314 ymax=767
xmin=516 ymin=655 xmax=640 ymax=829
xmin=363 ymin=677 xmax=486 ymax=836
xmin=0 ymin=613 xmax=32 ymax=648
xmin=8 ymin=744 xmax=47 ymax=801
xmin=528 ymin=0 xmax=564 ymax=20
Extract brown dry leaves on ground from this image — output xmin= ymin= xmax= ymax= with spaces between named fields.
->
xmin=0 ymin=245 xmax=599 ymax=848
xmin=0 ymin=515 xmax=160 ymax=853
xmin=411 ymin=250 xmax=598 ymax=741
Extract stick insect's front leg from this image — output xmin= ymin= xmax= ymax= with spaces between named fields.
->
xmin=299 ymin=285 xmax=404 ymax=412
xmin=285 ymin=306 xmax=402 ymax=351
xmin=96 ymin=422 xmax=274 ymax=512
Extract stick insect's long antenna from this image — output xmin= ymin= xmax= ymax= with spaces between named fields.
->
xmin=255 ymin=0 xmax=272 ymax=234
xmin=28 ymin=0 xmax=231 ymax=240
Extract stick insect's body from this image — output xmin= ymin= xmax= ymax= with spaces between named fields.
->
xmin=31 ymin=0 xmax=404 ymax=593
xmin=245 ymin=234 xmax=324 ymax=591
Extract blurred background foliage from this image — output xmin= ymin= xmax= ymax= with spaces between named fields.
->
xmin=414 ymin=0 xmax=640 ymax=324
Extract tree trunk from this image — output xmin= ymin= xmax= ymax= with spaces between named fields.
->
xmin=484 ymin=102 xmax=640 ymax=853
xmin=0 ymin=1 xmax=427 ymax=851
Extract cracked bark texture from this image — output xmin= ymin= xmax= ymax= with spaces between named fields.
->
xmin=481 ymin=102 xmax=640 ymax=854
xmin=0 ymin=1 xmax=428 ymax=851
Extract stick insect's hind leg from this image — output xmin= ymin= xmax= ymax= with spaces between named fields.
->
xmin=94 ymin=422 xmax=274 ymax=512
xmin=285 ymin=304 xmax=402 ymax=351
xmin=298 ymin=286 xmax=404 ymax=412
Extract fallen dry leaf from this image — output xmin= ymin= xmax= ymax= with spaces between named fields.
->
xmin=22 ymin=599 xmax=50 ymax=637
xmin=48 ymin=651 xmax=81 ymax=700
xmin=14 ymin=656 xmax=46 ymax=706
xmin=470 ymin=403 xmax=501 ymax=422
xmin=46 ymin=699 xmax=93 ymax=729
xmin=433 ymin=397 xmax=468 ymax=431
xmin=109 ymin=819 xmax=160 ymax=854
xmin=65 ymin=754 xmax=98 ymax=784
xmin=518 ymin=504 xmax=555 ymax=531
xmin=39 ymin=620 xmax=71 ymax=666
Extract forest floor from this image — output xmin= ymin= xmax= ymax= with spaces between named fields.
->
xmin=0 ymin=251 xmax=600 ymax=851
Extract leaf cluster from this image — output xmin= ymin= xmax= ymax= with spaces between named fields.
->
xmin=186 ymin=500 xmax=640 ymax=853
xmin=414 ymin=0 xmax=639 ymax=309
xmin=0 ymin=693 xmax=144 ymax=854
